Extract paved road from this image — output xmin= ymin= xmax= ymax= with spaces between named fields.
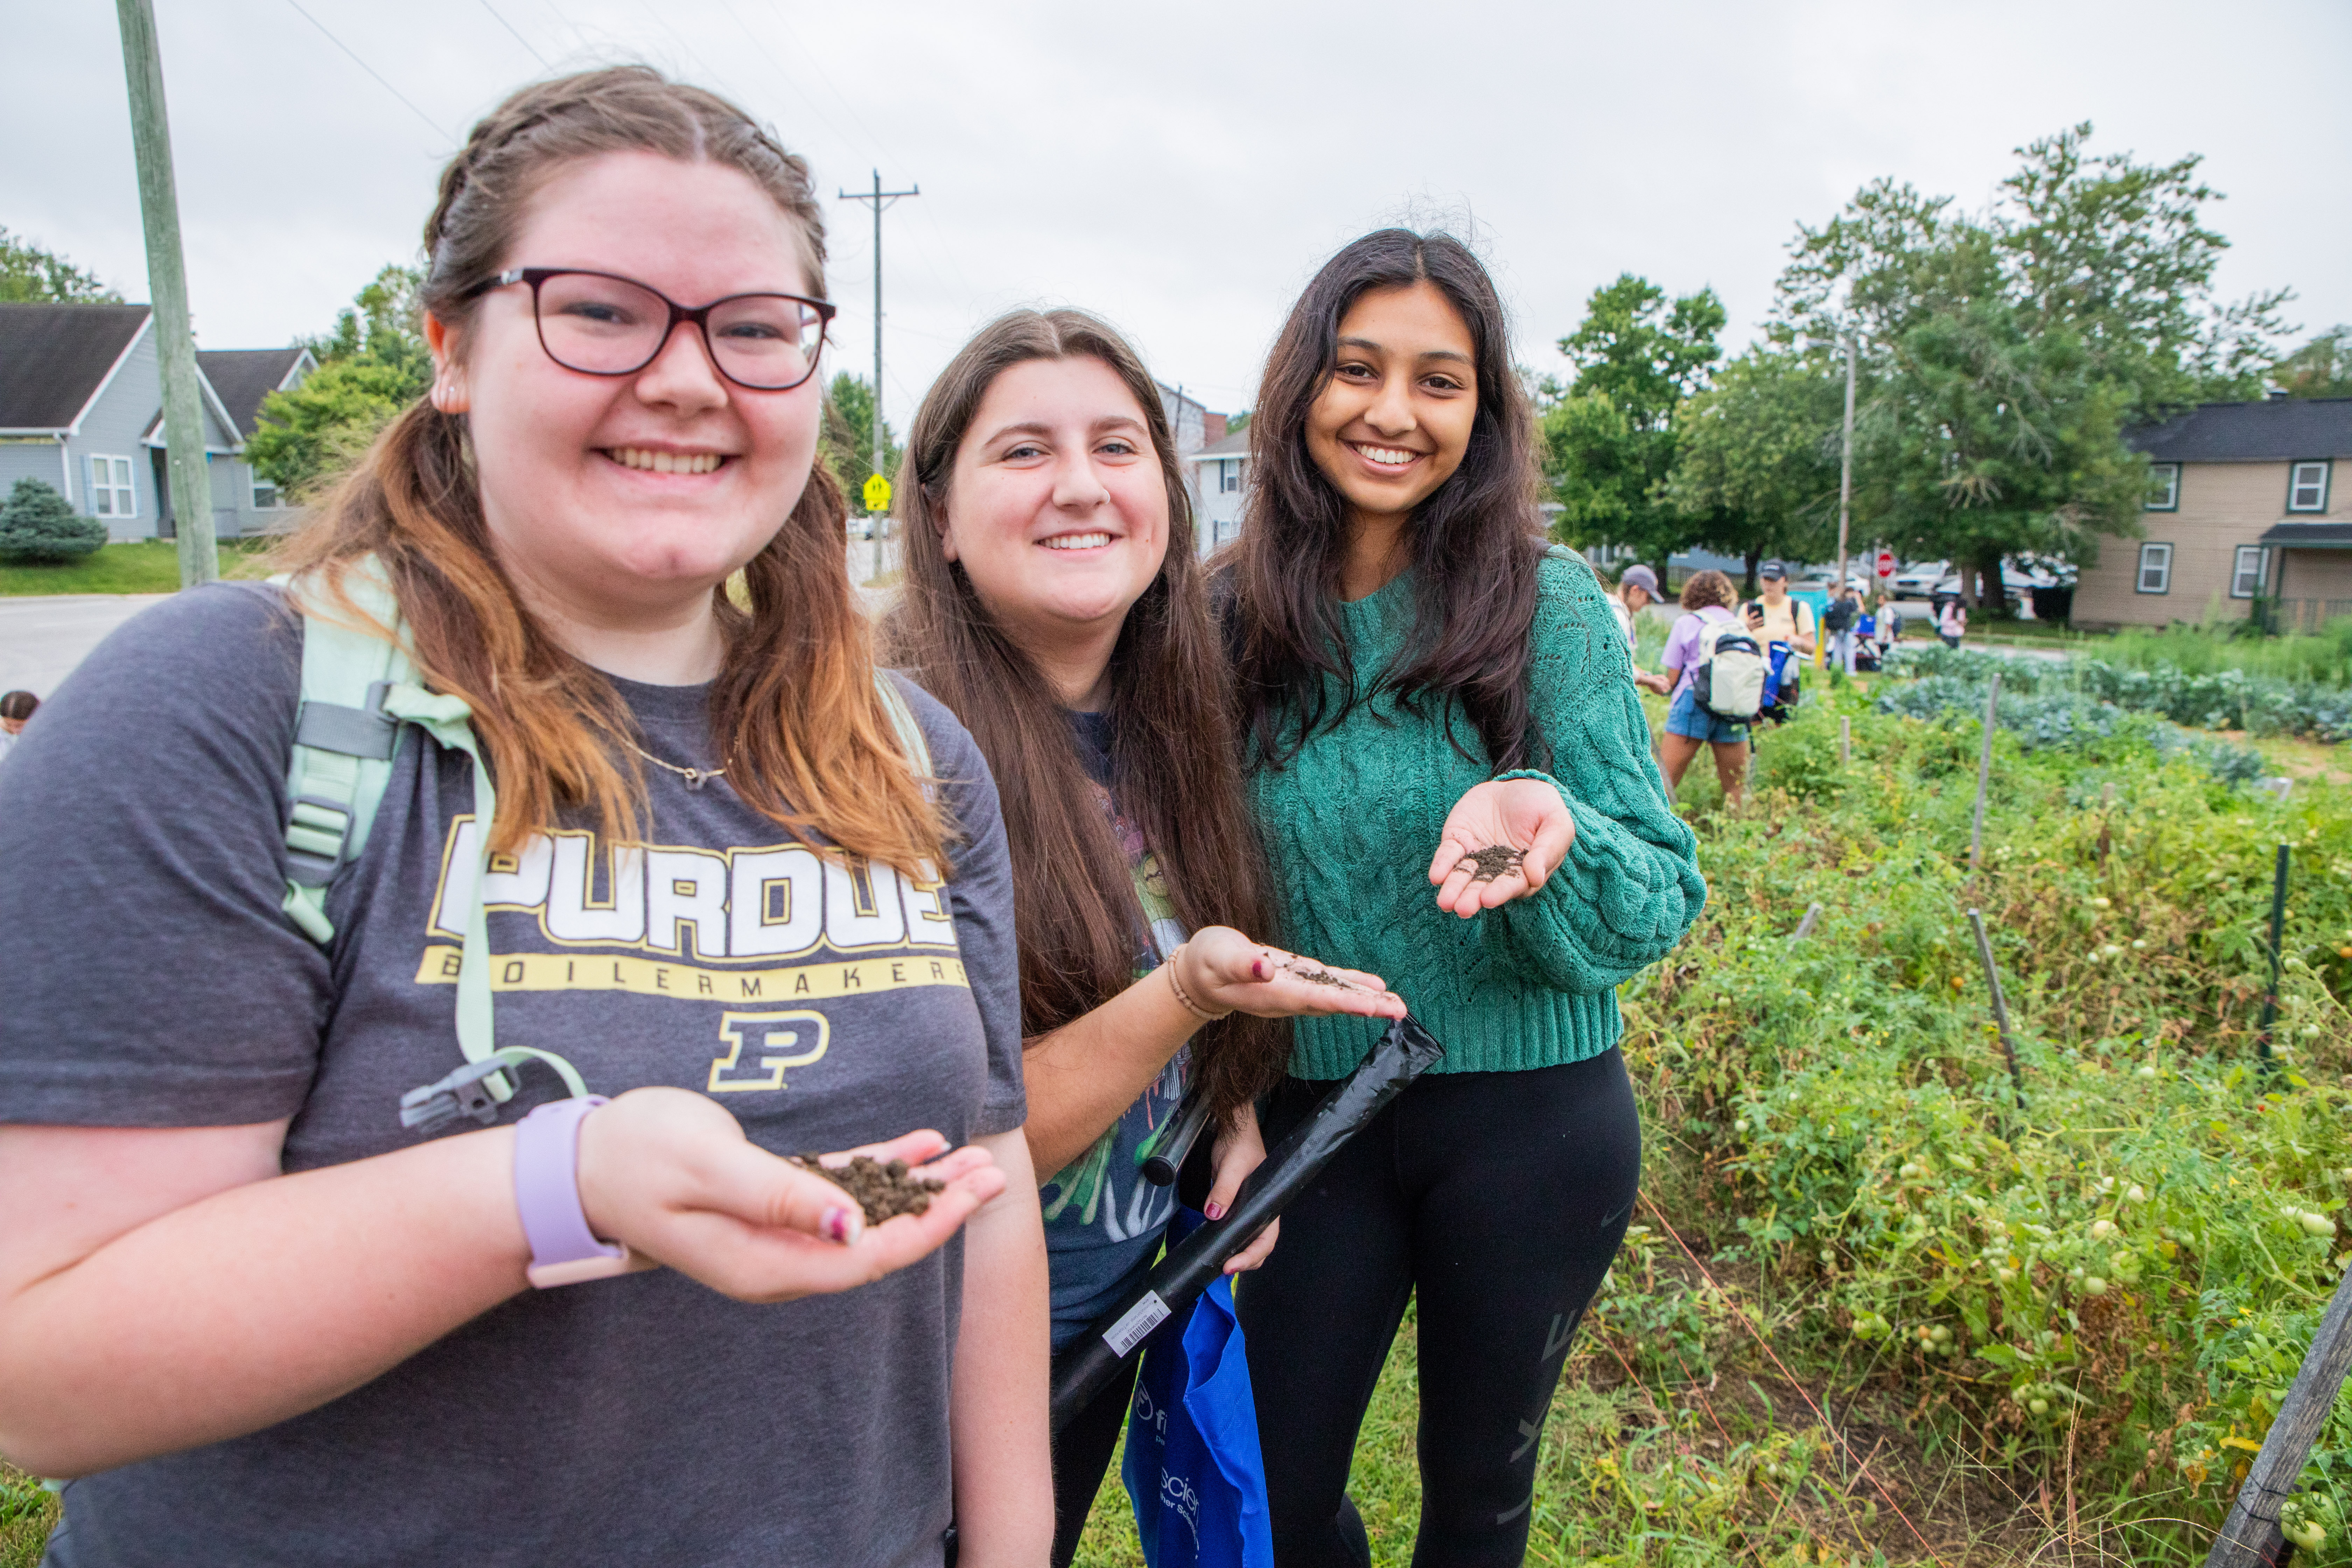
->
xmin=0 ymin=594 xmax=170 ymax=699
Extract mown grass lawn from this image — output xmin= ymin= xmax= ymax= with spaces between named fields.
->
xmin=0 ymin=540 xmax=276 ymax=596
xmin=0 ymin=1464 xmax=57 ymax=1568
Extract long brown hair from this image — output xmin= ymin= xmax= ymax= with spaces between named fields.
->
xmin=1229 ymin=229 xmax=1548 ymax=772
xmin=882 ymin=310 xmax=1287 ymax=1118
xmin=275 ymin=66 xmax=943 ymax=875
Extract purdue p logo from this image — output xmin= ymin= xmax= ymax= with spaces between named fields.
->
xmin=707 ymin=1010 xmax=830 ymax=1093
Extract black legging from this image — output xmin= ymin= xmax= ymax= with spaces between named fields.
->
xmin=1050 ymin=1353 xmax=1139 ymax=1567
xmin=1236 ymin=1050 xmax=1642 ymax=1567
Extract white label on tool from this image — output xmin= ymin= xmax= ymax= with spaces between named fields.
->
xmin=1103 ymin=1290 xmax=1172 ymax=1356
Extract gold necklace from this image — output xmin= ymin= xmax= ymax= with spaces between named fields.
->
xmin=628 ymin=740 xmax=726 ymax=792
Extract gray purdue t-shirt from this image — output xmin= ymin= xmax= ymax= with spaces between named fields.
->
xmin=0 ymin=583 xmax=1025 ymax=1568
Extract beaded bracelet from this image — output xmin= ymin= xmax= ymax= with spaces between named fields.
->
xmin=1163 ymin=944 xmax=1232 ymax=1023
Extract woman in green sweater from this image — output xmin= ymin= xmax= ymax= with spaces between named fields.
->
xmin=1226 ymin=229 xmax=1706 ymax=1566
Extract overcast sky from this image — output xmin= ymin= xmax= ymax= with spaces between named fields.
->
xmin=14 ymin=0 xmax=2350 ymax=433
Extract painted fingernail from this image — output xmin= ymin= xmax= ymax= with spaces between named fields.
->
xmin=822 ymin=1205 xmax=862 ymax=1245
xmin=1205 ymin=1201 xmax=1226 ymax=1221
xmin=1253 ymin=958 xmax=1269 ymax=980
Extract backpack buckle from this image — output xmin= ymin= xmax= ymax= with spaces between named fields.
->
xmin=400 ymin=1057 xmax=516 ymax=1135
xmin=284 ymin=795 xmax=355 ymax=887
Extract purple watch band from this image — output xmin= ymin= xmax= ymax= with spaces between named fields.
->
xmin=514 ymin=1096 xmax=638 ymax=1288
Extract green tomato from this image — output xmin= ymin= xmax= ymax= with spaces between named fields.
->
xmin=2084 ymin=1276 xmax=2109 ymax=1295
xmin=2285 ymin=1519 xmax=2326 ymax=1551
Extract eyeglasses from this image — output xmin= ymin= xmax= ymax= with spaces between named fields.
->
xmin=467 ymin=268 xmax=836 ymax=391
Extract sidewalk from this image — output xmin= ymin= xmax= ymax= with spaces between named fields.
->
xmin=0 ymin=594 xmax=170 ymax=699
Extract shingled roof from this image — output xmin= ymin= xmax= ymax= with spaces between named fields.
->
xmin=2129 ymin=398 xmax=2352 ymax=463
xmin=0 ymin=302 xmax=152 ymax=431
xmin=196 ymin=348 xmax=310 ymax=439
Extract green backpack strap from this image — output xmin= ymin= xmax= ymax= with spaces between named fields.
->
xmin=276 ymin=558 xmax=586 ymax=1132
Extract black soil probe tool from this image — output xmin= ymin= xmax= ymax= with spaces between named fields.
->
xmin=1049 ymin=1011 xmax=1447 ymax=1433
xmin=1139 ymin=1088 xmax=1216 ymax=1188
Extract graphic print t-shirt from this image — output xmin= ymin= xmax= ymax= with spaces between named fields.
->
xmin=1038 ymin=710 xmax=1189 ymax=1350
xmin=0 ymin=583 xmax=1023 ymax=1568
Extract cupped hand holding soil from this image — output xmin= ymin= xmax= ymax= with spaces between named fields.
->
xmin=1176 ymin=924 xmax=1406 ymax=1023
xmin=1427 ymin=777 xmax=1578 ymax=919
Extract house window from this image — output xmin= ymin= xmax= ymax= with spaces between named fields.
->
xmin=2136 ymin=543 xmax=2174 ymax=594
xmin=2231 ymin=545 xmax=2272 ymax=599
xmin=86 ymin=455 xmax=135 ymax=518
xmin=253 ymin=482 xmax=281 ymax=510
xmin=2288 ymin=460 xmax=2331 ymax=512
xmin=2145 ymin=463 xmax=2179 ymax=511
xmin=1219 ymin=459 xmax=1239 ymax=494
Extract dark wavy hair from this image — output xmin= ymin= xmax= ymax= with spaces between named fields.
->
xmin=1227 ymin=229 xmax=1548 ymax=772
xmin=881 ymin=309 xmax=1289 ymax=1120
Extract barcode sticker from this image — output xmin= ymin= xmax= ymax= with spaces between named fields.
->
xmin=1103 ymin=1290 xmax=1172 ymax=1356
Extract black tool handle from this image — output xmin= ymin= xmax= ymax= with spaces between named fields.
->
xmin=1049 ymin=1012 xmax=1446 ymax=1432
xmin=1140 ymin=1089 xmax=1215 ymax=1187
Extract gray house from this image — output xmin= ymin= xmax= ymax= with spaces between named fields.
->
xmin=0 ymin=302 xmax=313 ymax=542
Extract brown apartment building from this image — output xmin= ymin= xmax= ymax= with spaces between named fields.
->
xmin=2072 ymin=397 xmax=2352 ymax=632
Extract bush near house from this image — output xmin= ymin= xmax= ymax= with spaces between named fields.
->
xmin=0 ymin=478 xmax=105 ymax=564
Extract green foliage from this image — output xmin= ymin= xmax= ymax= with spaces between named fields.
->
xmin=2276 ymin=327 xmax=2352 ymax=400
xmin=1544 ymin=274 xmax=1726 ymax=571
xmin=1666 ymin=346 xmax=1846 ymax=579
xmin=1884 ymin=644 xmax=2352 ymax=743
xmin=248 ymin=266 xmax=432 ymax=499
xmin=0 ymin=540 xmax=273 ymax=596
xmin=1769 ymin=124 xmax=2294 ymax=596
xmin=0 ymin=1462 xmax=59 ymax=1568
xmin=2104 ymin=618 xmax=2352 ymax=687
xmin=0 ymin=226 xmax=118 ymax=304
xmin=0 ymin=478 xmax=105 ymax=564
xmin=820 ymin=372 xmax=903 ymax=505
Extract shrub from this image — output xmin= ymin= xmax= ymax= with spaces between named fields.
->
xmin=0 ymin=478 xmax=105 ymax=564
xmin=1885 ymin=644 xmax=2352 ymax=744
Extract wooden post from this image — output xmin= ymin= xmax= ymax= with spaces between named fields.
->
xmin=2258 ymin=845 xmax=2290 ymax=1063
xmin=1967 ymin=908 xmax=2025 ymax=1109
xmin=1839 ymin=715 xmax=1851 ymax=765
xmin=1969 ymin=672 xmax=2002 ymax=871
xmin=1791 ymin=902 xmax=1823 ymax=941
xmin=115 ymin=0 xmax=215 ymax=586
xmin=2205 ymin=1256 xmax=2352 ymax=1568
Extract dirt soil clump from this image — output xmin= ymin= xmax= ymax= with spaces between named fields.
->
xmin=790 ymin=1155 xmax=943 ymax=1225
xmin=1454 ymin=844 xmax=1525 ymax=883
xmin=1280 ymin=958 xmax=1365 ymax=992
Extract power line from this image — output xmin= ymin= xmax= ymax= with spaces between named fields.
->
xmin=281 ymin=0 xmax=448 ymax=141
xmin=478 ymin=0 xmax=550 ymax=67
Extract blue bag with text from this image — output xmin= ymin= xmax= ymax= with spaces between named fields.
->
xmin=1120 ymin=1210 xmax=1273 ymax=1568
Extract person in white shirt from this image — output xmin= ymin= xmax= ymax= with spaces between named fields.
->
xmin=1609 ymin=564 xmax=1671 ymax=694
xmin=1937 ymin=597 xmax=1968 ymax=649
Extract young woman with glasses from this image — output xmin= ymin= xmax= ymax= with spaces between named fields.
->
xmin=0 ymin=68 xmax=1048 ymax=1567
xmin=881 ymin=308 xmax=1405 ymax=1566
xmin=1224 ymin=230 xmax=1705 ymax=1566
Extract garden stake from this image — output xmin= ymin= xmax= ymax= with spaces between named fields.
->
xmin=1969 ymin=672 xmax=2001 ymax=871
xmin=2203 ymin=1253 xmax=2352 ymax=1568
xmin=1839 ymin=715 xmax=1851 ymax=764
xmin=1792 ymin=902 xmax=1823 ymax=941
xmin=2256 ymin=843 xmax=2289 ymax=1065
xmin=1967 ymin=908 xmax=2026 ymax=1110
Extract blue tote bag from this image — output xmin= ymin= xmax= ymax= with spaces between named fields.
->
xmin=1120 ymin=1211 xmax=1274 ymax=1568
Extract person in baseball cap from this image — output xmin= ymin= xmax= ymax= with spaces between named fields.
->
xmin=1610 ymin=564 xmax=1670 ymax=693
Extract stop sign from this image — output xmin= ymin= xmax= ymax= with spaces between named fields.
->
xmin=1875 ymin=548 xmax=1897 ymax=579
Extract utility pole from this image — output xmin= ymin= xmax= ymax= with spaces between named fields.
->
xmin=1834 ymin=332 xmax=1856 ymax=599
xmin=836 ymin=173 xmax=918 ymax=492
xmin=115 ymin=0 xmax=215 ymax=587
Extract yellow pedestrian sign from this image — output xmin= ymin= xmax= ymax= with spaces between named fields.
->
xmin=862 ymin=474 xmax=892 ymax=513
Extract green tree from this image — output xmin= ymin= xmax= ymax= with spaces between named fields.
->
xmin=1666 ymin=345 xmax=1844 ymax=587
xmin=1541 ymin=274 xmax=1725 ymax=574
xmin=0 ymin=227 xmax=119 ymax=303
xmin=2275 ymin=326 xmax=2352 ymax=398
xmin=248 ymin=265 xmax=432 ymax=498
xmin=1769 ymin=124 xmax=2290 ymax=609
xmin=820 ymin=372 xmax=902 ymax=506
xmin=0 ymin=477 xmax=107 ymax=562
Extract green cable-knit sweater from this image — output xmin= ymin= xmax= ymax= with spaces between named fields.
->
xmin=1253 ymin=550 xmax=1707 ymax=1079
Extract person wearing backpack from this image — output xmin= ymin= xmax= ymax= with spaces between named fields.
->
xmin=1658 ymin=568 xmax=1758 ymax=806
xmin=1823 ymin=582 xmax=1863 ymax=676
xmin=877 ymin=307 xmax=1406 ymax=1567
xmin=0 ymin=68 xmax=1050 ymax=1568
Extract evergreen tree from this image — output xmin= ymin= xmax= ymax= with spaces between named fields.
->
xmin=0 ymin=478 xmax=107 ymax=563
